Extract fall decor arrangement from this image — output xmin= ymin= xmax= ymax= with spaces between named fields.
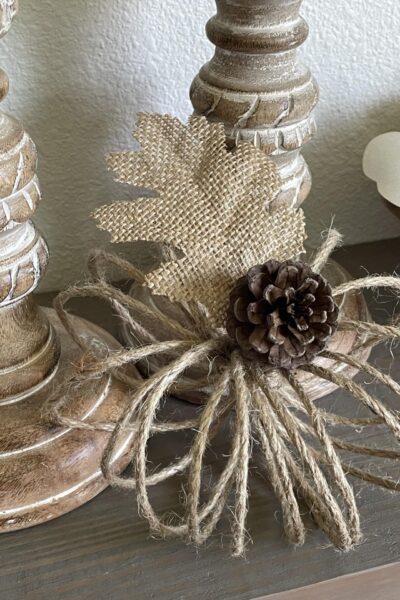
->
xmin=51 ymin=114 xmax=400 ymax=557
xmin=119 ymin=0 xmax=369 ymax=405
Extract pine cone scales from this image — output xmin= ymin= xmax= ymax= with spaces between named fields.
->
xmin=227 ymin=260 xmax=339 ymax=369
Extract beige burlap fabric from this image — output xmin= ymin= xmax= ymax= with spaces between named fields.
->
xmin=94 ymin=114 xmax=306 ymax=326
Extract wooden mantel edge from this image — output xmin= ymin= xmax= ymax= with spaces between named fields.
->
xmin=254 ymin=562 xmax=400 ymax=600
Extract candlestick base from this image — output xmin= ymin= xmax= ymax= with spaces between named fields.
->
xmin=0 ymin=308 xmax=137 ymax=533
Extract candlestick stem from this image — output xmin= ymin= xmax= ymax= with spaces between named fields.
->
xmin=191 ymin=0 xmax=318 ymax=208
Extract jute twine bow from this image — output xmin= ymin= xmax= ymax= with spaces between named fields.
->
xmin=49 ymin=229 xmax=400 ymax=557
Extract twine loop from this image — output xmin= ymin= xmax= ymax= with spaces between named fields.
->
xmin=48 ymin=230 xmax=400 ymax=557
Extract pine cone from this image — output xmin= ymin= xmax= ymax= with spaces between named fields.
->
xmin=226 ymin=260 xmax=339 ymax=369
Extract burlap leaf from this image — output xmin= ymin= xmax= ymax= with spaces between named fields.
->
xmin=94 ymin=113 xmax=307 ymax=326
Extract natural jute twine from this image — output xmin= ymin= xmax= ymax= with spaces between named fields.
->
xmin=47 ymin=229 xmax=400 ymax=557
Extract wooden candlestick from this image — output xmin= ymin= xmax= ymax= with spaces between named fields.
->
xmin=190 ymin=0 xmax=318 ymax=208
xmin=0 ymin=3 xmax=132 ymax=532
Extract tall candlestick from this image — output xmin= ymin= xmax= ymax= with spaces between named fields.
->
xmin=0 ymin=1 xmax=132 ymax=532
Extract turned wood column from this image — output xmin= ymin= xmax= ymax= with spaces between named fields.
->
xmin=191 ymin=0 xmax=318 ymax=208
xmin=0 ymin=110 xmax=60 ymax=399
xmin=0 ymin=1 xmax=61 ymax=400
xmin=0 ymin=2 xmax=135 ymax=532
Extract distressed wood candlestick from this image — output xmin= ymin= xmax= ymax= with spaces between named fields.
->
xmin=190 ymin=0 xmax=318 ymax=208
xmin=0 ymin=2 xmax=132 ymax=532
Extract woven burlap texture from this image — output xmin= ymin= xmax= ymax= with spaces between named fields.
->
xmin=94 ymin=113 xmax=306 ymax=326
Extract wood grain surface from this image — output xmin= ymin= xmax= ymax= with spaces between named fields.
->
xmin=1 ymin=239 xmax=400 ymax=600
xmin=257 ymin=563 xmax=400 ymax=600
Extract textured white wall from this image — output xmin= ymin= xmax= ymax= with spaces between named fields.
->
xmin=1 ymin=0 xmax=400 ymax=291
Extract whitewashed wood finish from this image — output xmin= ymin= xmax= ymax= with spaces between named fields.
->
xmin=0 ymin=2 xmax=136 ymax=533
xmin=190 ymin=0 xmax=318 ymax=208
xmin=0 ymin=52 xmax=58 ymax=396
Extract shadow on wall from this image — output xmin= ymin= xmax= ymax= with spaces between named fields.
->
xmin=304 ymin=100 xmax=400 ymax=248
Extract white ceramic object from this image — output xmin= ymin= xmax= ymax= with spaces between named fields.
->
xmin=363 ymin=132 xmax=400 ymax=208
